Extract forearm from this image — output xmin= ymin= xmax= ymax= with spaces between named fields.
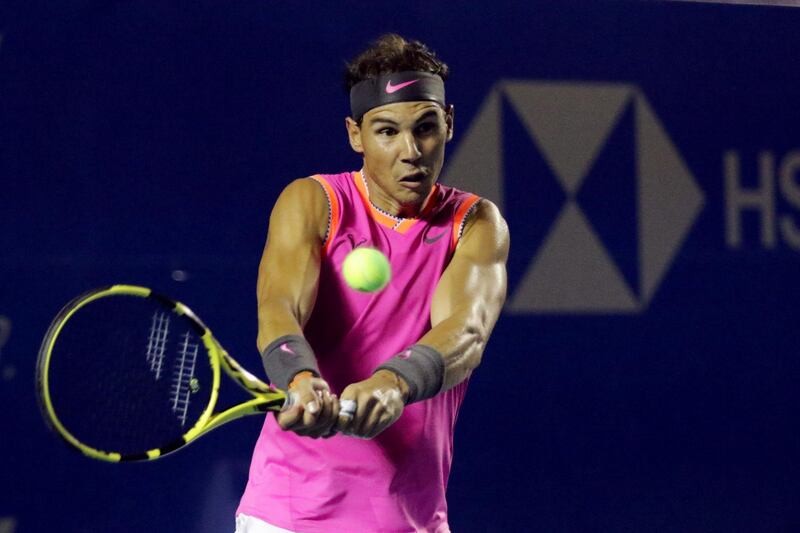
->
xmin=256 ymin=297 xmax=322 ymax=389
xmin=375 ymin=304 xmax=494 ymax=405
xmin=372 ymin=201 xmax=509 ymax=408
xmin=255 ymin=177 xmax=325 ymax=353
xmin=417 ymin=303 xmax=491 ymax=391
xmin=255 ymin=267 xmax=321 ymax=389
xmin=256 ymin=298 xmax=305 ymax=353
xmin=255 ymin=249 xmax=320 ymax=352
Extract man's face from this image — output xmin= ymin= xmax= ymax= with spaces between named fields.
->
xmin=347 ymin=101 xmax=454 ymax=209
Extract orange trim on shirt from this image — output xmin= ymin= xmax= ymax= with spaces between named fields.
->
xmin=310 ymin=175 xmax=340 ymax=254
xmin=353 ymin=171 xmax=398 ymax=229
xmin=352 ymin=170 xmax=441 ymax=234
xmin=396 ymin=185 xmax=440 ymax=233
xmin=450 ymin=195 xmax=481 ymax=253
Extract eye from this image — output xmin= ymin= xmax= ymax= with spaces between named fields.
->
xmin=377 ymin=127 xmax=397 ymax=136
xmin=415 ymin=122 xmax=438 ymax=135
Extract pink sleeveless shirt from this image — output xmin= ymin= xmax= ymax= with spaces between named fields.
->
xmin=238 ymin=170 xmax=480 ymax=533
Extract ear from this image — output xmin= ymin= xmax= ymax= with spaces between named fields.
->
xmin=445 ymin=104 xmax=454 ymax=142
xmin=345 ymin=117 xmax=364 ymax=154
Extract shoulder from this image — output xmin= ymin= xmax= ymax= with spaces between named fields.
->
xmin=467 ymin=199 xmax=506 ymax=230
xmin=457 ymin=199 xmax=510 ymax=260
xmin=270 ymin=177 xmax=329 ymax=241
xmin=278 ymin=172 xmax=356 ymax=210
xmin=274 ymin=176 xmax=331 ymax=215
xmin=278 ymin=176 xmax=327 ymax=202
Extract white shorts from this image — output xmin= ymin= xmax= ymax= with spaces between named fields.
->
xmin=235 ymin=513 xmax=296 ymax=533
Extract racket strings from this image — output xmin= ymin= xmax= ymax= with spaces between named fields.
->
xmin=145 ymin=311 xmax=170 ymax=379
xmin=170 ymin=331 xmax=200 ymax=426
xmin=46 ymin=296 xmax=214 ymax=455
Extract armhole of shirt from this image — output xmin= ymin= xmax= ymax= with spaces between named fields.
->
xmin=450 ymin=195 xmax=481 ymax=254
xmin=309 ymin=175 xmax=341 ymax=255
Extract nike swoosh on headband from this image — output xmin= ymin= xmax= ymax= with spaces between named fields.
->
xmin=385 ymin=79 xmax=420 ymax=94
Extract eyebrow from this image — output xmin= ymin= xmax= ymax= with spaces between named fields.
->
xmin=369 ymin=110 xmax=440 ymax=127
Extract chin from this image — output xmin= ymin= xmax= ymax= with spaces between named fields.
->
xmin=404 ymin=190 xmax=434 ymax=212
xmin=398 ymin=183 xmax=430 ymax=197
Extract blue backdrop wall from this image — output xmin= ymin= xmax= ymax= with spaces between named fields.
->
xmin=1 ymin=1 xmax=798 ymax=531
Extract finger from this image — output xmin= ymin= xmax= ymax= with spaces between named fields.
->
xmin=331 ymin=393 xmax=340 ymax=419
xmin=336 ymin=397 xmax=357 ymax=434
xmin=319 ymin=389 xmax=333 ymax=420
xmin=360 ymin=388 xmax=403 ymax=438
xmin=352 ymin=393 xmax=377 ymax=436
xmin=302 ymin=394 xmax=321 ymax=427
xmin=321 ymin=394 xmax=340 ymax=438
xmin=361 ymin=401 xmax=390 ymax=438
xmin=282 ymin=378 xmax=339 ymax=435
xmin=280 ymin=382 xmax=317 ymax=430
xmin=365 ymin=410 xmax=398 ymax=439
xmin=276 ymin=391 xmax=303 ymax=430
xmin=277 ymin=405 xmax=303 ymax=430
xmin=300 ymin=383 xmax=334 ymax=434
xmin=311 ymin=390 xmax=336 ymax=436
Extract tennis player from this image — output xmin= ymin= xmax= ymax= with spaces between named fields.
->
xmin=236 ymin=34 xmax=509 ymax=533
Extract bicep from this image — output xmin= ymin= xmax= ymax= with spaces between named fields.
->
xmin=430 ymin=200 xmax=510 ymax=328
xmin=257 ymin=178 xmax=328 ymax=332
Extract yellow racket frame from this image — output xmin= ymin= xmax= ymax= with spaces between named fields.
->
xmin=37 ymin=284 xmax=286 ymax=462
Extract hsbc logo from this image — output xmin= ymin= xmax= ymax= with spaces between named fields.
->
xmin=443 ymin=81 xmax=704 ymax=314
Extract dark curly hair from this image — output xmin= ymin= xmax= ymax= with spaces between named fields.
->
xmin=344 ymin=34 xmax=450 ymax=92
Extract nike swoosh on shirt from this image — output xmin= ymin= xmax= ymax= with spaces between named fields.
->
xmin=423 ymin=232 xmax=446 ymax=245
xmin=385 ymin=79 xmax=419 ymax=94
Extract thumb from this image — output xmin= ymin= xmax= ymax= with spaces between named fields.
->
xmin=277 ymin=390 xmax=303 ymax=429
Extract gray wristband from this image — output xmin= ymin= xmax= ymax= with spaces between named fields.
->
xmin=375 ymin=344 xmax=445 ymax=404
xmin=260 ymin=335 xmax=320 ymax=391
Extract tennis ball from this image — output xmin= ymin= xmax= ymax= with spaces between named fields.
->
xmin=342 ymin=247 xmax=391 ymax=292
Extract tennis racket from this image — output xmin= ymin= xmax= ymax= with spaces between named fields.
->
xmin=36 ymin=284 xmax=287 ymax=463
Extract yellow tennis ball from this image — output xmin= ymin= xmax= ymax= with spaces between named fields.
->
xmin=342 ymin=247 xmax=391 ymax=292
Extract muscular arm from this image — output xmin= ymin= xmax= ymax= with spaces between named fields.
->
xmin=256 ymin=178 xmax=327 ymax=352
xmin=340 ymin=200 xmax=509 ymax=439
xmin=418 ymin=199 xmax=510 ymax=391
xmin=256 ymin=177 xmax=340 ymax=437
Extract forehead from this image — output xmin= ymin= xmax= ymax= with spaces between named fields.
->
xmin=363 ymin=101 xmax=445 ymax=123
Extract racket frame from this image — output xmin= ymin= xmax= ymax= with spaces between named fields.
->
xmin=36 ymin=284 xmax=285 ymax=462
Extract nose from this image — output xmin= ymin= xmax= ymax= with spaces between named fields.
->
xmin=399 ymin=131 xmax=422 ymax=163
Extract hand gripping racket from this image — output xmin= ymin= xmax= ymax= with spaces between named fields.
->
xmin=36 ymin=285 xmax=288 ymax=462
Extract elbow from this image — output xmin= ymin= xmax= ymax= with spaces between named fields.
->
xmin=465 ymin=323 xmax=488 ymax=371
xmin=470 ymin=351 xmax=484 ymax=374
xmin=465 ymin=302 xmax=498 ymax=371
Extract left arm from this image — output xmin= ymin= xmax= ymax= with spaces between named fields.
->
xmin=338 ymin=200 xmax=509 ymax=438
xmin=417 ymin=198 xmax=509 ymax=391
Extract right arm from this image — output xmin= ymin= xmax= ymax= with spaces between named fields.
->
xmin=256 ymin=177 xmax=326 ymax=351
xmin=257 ymin=177 xmax=339 ymax=437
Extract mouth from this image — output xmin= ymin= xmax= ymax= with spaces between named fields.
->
xmin=399 ymin=172 xmax=427 ymax=185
